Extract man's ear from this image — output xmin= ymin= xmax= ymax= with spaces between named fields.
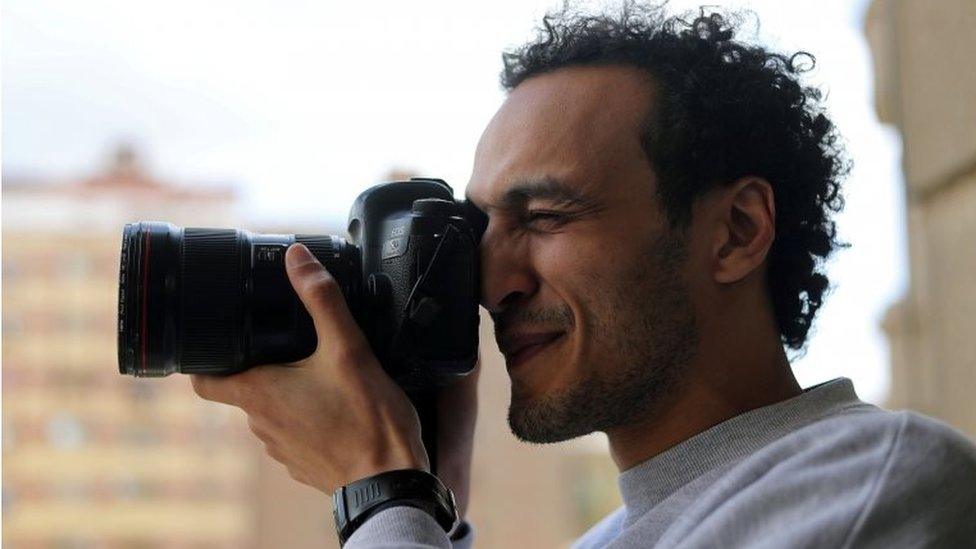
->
xmin=711 ymin=177 xmax=776 ymax=284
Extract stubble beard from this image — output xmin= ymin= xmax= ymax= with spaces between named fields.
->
xmin=507 ymin=231 xmax=698 ymax=444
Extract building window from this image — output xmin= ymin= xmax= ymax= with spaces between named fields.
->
xmin=3 ymin=258 xmax=20 ymax=280
xmin=3 ymin=314 xmax=23 ymax=336
xmin=45 ymin=412 xmax=87 ymax=449
xmin=65 ymin=252 xmax=94 ymax=279
xmin=2 ymin=419 xmax=15 ymax=450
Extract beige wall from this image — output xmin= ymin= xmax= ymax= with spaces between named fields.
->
xmin=867 ymin=0 xmax=976 ymax=436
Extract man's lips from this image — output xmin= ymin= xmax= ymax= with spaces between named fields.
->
xmin=500 ymin=332 xmax=564 ymax=370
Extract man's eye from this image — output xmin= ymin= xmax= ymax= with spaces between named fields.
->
xmin=525 ymin=211 xmax=569 ymax=229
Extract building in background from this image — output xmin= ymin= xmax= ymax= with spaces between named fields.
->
xmin=866 ymin=0 xmax=976 ymax=437
xmin=2 ymin=153 xmax=619 ymax=548
xmin=2 ymin=146 xmax=257 ymax=548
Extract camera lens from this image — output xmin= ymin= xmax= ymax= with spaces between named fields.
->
xmin=117 ymin=221 xmax=361 ymax=377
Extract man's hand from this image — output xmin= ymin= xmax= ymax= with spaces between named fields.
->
xmin=191 ymin=243 xmax=429 ymax=493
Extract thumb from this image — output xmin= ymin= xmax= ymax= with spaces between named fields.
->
xmin=285 ymin=243 xmax=369 ymax=358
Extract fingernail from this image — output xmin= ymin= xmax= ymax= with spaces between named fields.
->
xmin=286 ymin=243 xmax=316 ymax=268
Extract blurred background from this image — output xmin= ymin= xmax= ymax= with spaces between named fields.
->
xmin=2 ymin=0 xmax=974 ymax=547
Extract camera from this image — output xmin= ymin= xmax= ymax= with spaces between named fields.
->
xmin=116 ymin=177 xmax=481 ymax=392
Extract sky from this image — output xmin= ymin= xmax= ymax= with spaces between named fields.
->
xmin=2 ymin=0 xmax=904 ymax=402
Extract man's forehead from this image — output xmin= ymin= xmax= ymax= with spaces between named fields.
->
xmin=467 ymin=65 xmax=654 ymax=208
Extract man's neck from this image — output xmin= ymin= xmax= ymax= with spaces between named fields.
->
xmin=604 ymin=350 xmax=800 ymax=471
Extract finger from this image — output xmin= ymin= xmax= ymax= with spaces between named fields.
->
xmin=263 ymin=441 xmax=284 ymax=462
xmin=190 ymin=369 xmax=267 ymax=409
xmin=284 ymin=243 xmax=371 ymax=356
xmin=248 ymin=415 xmax=273 ymax=441
xmin=190 ymin=374 xmax=239 ymax=405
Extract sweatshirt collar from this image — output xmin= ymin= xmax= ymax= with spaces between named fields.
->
xmin=617 ymin=378 xmax=870 ymax=523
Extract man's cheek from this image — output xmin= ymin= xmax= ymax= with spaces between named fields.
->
xmin=533 ymin=236 xmax=593 ymax=273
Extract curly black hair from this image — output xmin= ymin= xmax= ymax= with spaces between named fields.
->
xmin=501 ymin=2 xmax=849 ymax=351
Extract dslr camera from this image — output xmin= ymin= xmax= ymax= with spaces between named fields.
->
xmin=116 ymin=178 xmax=481 ymax=392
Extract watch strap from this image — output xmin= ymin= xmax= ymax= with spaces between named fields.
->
xmin=332 ymin=469 xmax=458 ymax=546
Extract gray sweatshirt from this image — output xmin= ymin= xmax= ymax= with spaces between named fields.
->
xmin=348 ymin=379 xmax=976 ymax=548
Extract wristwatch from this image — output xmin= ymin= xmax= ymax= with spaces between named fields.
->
xmin=331 ymin=469 xmax=459 ymax=546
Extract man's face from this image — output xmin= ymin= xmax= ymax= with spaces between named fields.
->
xmin=465 ymin=65 xmax=699 ymax=443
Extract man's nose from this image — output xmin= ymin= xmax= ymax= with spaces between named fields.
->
xmin=479 ymin=227 xmax=538 ymax=314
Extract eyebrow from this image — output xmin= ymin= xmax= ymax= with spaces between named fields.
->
xmin=467 ymin=177 xmax=595 ymax=213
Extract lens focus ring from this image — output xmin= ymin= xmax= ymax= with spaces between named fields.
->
xmin=181 ymin=228 xmax=242 ymax=371
xmin=295 ymin=234 xmax=339 ymax=262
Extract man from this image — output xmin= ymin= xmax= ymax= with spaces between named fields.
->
xmin=192 ymin=4 xmax=976 ymax=547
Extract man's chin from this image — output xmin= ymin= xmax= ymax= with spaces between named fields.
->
xmin=507 ymin=389 xmax=595 ymax=444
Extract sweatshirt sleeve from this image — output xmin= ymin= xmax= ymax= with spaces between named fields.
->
xmin=651 ymin=411 xmax=976 ymax=548
xmin=841 ymin=412 xmax=976 ymax=547
xmin=345 ymin=506 xmax=474 ymax=549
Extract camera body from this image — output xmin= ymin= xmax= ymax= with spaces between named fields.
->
xmin=348 ymin=177 xmax=480 ymax=390
xmin=117 ymin=178 xmax=479 ymax=391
